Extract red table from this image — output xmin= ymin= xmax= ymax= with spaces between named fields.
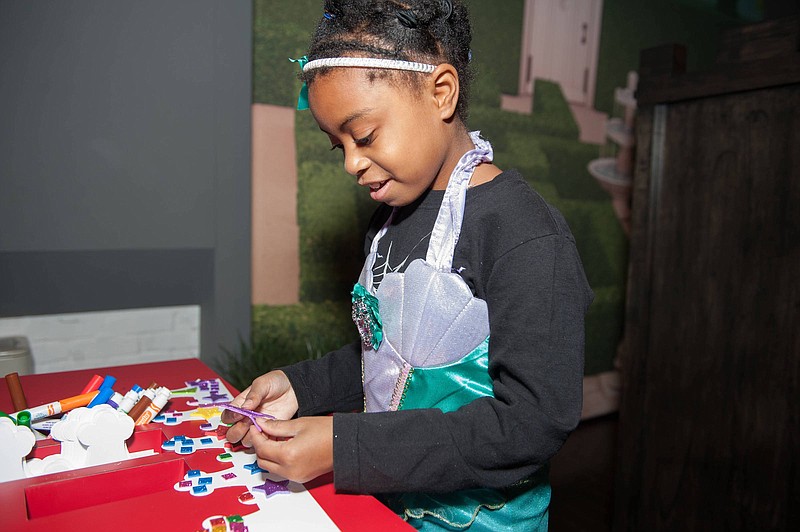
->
xmin=0 ymin=358 xmax=410 ymax=531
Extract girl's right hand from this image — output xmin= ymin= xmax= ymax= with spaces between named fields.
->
xmin=221 ymin=370 xmax=299 ymax=446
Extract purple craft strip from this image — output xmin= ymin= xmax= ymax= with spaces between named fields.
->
xmin=200 ymin=402 xmax=276 ymax=433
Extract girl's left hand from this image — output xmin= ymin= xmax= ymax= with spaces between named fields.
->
xmin=248 ymin=416 xmax=334 ymax=483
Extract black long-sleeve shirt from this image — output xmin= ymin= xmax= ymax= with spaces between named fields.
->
xmin=281 ymin=169 xmax=593 ymax=494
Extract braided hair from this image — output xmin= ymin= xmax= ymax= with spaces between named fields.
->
xmin=301 ymin=0 xmax=474 ymax=120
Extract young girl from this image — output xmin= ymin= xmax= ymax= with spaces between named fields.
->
xmin=223 ymin=1 xmax=593 ymax=529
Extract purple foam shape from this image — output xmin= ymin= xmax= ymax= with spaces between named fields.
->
xmin=202 ymin=390 xmax=229 ymax=403
xmin=252 ymin=479 xmax=290 ymax=498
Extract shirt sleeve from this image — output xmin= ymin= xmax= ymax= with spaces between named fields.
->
xmin=332 ymin=234 xmax=592 ymax=494
xmin=280 ymin=340 xmax=364 ymax=416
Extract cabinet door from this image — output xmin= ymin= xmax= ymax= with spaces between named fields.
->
xmin=519 ymin=0 xmax=603 ymax=106
xmin=617 ymin=85 xmax=800 ymax=531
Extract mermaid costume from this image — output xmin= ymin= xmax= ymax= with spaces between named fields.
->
xmin=351 ymin=133 xmax=550 ymax=530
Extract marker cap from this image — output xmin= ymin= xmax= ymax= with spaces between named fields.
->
xmin=99 ymin=375 xmax=117 ymax=390
xmin=87 ymin=387 xmax=114 ymax=408
xmin=16 ymin=410 xmax=31 ymax=427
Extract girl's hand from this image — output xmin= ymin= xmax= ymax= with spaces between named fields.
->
xmin=222 ymin=370 xmax=299 ymax=445
xmin=248 ymin=416 xmax=334 ymax=484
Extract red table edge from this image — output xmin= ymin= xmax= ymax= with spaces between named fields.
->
xmin=2 ymin=357 xmax=411 ymax=531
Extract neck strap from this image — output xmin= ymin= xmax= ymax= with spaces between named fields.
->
xmin=425 ymin=131 xmax=493 ymax=271
xmin=363 ymin=131 xmax=493 ymax=290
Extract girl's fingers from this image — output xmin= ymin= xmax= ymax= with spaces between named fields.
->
xmin=220 ymin=387 xmax=251 ymax=424
xmin=254 ymin=417 xmax=296 ymax=438
xmin=224 ymin=416 xmax=254 ymax=445
xmin=220 ymin=410 xmax=243 ymax=424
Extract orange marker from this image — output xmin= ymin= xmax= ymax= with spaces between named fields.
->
xmin=12 ymin=390 xmax=100 ymax=422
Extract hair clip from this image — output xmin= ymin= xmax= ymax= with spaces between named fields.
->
xmin=205 ymin=402 xmax=276 ymax=433
xmin=323 ymin=11 xmax=335 ymax=20
xmin=396 ymin=10 xmax=418 ymax=29
xmin=289 ymin=56 xmax=310 ymax=110
xmin=440 ymin=0 xmax=453 ymax=19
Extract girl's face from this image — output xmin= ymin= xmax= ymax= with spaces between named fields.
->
xmin=308 ymin=68 xmax=457 ymax=207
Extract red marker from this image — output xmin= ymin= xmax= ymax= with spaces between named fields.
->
xmin=80 ymin=374 xmax=104 ymax=394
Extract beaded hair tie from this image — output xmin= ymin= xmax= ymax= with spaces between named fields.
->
xmin=293 ymin=56 xmax=438 ymax=110
xmin=302 ymin=56 xmax=436 ymax=74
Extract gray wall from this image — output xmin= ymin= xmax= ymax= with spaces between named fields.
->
xmin=0 ymin=1 xmax=252 ymax=370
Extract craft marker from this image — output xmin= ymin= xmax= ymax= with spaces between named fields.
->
xmin=134 ymin=387 xmax=171 ymax=425
xmin=5 ymin=372 xmax=28 ymax=411
xmin=99 ymin=374 xmax=116 ymax=391
xmin=116 ymin=385 xmax=143 ymax=413
xmin=80 ymin=374 xmax=104 ymax=394
xmin=87 ymin=386 xmax=114 ymax=408
xmin=126 ymin=387 xmax=156 ymax=421
xmin=11 ymin=390 xmax=101 ymax=422
xmin=31 ymin=418 xmax=59 ymax=433
xmin=106 ymin=391 xmax=124 ymax=409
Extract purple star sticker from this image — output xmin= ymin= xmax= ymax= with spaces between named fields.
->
xmin=252 ymin=479 xmax=290 ymax=498
xmin=203 ymin=390 xmax=229 ymax=403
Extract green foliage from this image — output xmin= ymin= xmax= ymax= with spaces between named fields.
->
xmin=464 ymin=0 xmax=524 ymax=96
xmin=297 ymin=160 xmax=365 ymax=302
xmin=252 ymin=0 xmax=320 ymax=106
xmin=468 ymin=81 xmax=579 ymax=150
xmin=494 ymin=134 xmax=549 ymax=182
xmin=295 ymin=112 xmax=376 ymax=303
xmin=295 ymin=109 xmax=340 ymax=163
xmin=537 ymin=136 xmax=605 ymax=201
xmin=220 ymin=301 xmax=359 ymax=391
xmin=470 ymin=62 xmax=503 ymax=109
xmin=530 ymin=80 xmax=580 ymax=139
xmin=555 ymin=200 xmax=628 ymax=290
xmin=527 ymin=180 xmax=561 ymax=205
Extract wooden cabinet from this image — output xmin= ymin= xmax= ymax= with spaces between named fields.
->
xmin=615 ymin=16 xmax=799 ymax=531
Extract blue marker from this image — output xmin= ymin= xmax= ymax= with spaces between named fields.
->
xmin=99 ymin=375 xmax=116 ymax=391
xmin=87 ymin=386 xmax=114 ymax=408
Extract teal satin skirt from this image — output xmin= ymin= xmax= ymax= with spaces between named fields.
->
xmin=388 ymin=338 xmax=550 ymax=531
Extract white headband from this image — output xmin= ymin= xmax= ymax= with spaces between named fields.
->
xmin=303 ymin=57 xmax=437 ymax=73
